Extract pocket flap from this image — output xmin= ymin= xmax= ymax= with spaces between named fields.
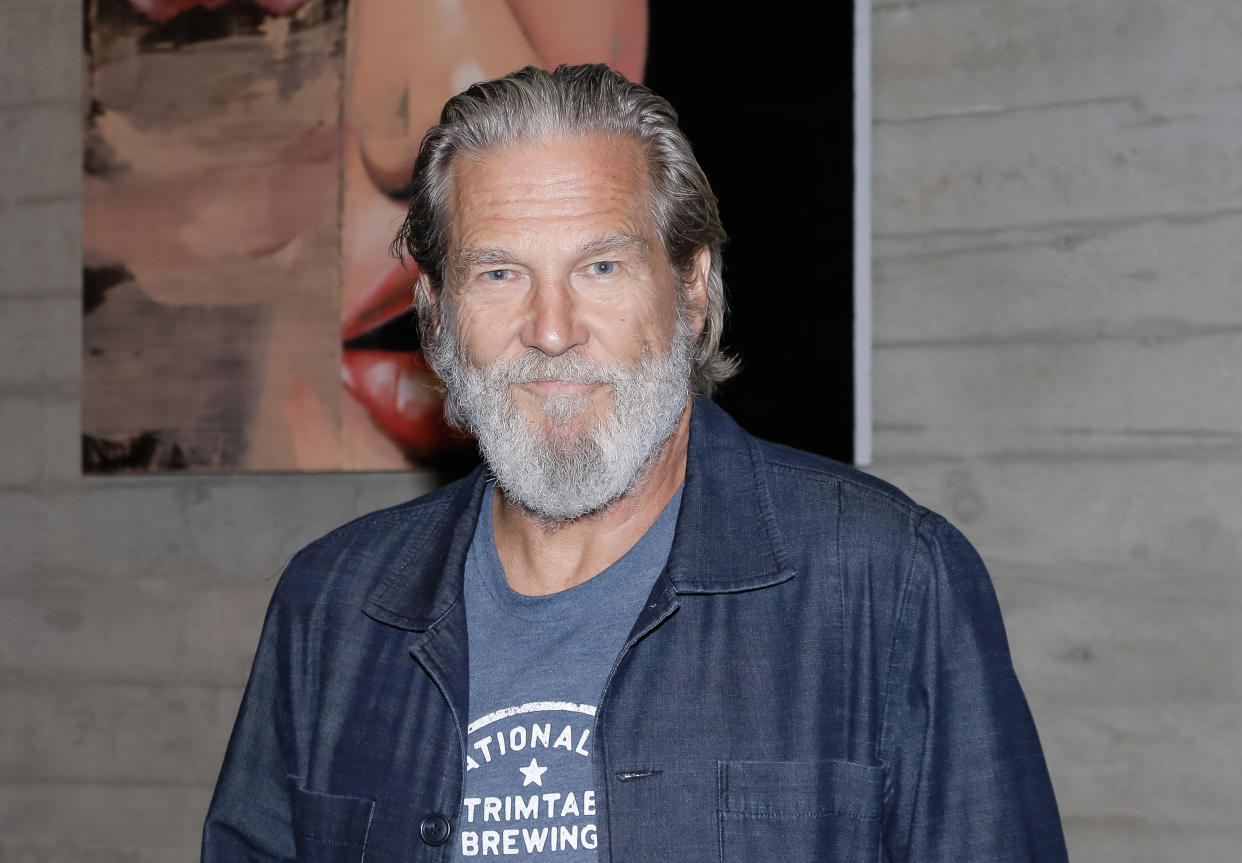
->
xmin=294 ymin=785 xmax=376 ymax=847
xmin=719 ymin=759 xmax=884 ymax=820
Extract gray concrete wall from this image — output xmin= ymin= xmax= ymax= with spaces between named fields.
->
xmin=869 ymin=1 xmax=1242 ymax=860
xmin=1 ymin=0 xmax=1238 ymax=859
xmin=1 ymin=4 xmax=436 ymax=860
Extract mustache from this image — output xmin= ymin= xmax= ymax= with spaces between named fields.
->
xmin=480 ymin=350 xmax=638 ymax=386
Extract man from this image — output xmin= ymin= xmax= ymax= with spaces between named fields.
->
xmin=204 ymin=65 xmax=1068 ymax=861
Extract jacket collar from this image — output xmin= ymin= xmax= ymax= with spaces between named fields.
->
xmin=665 ymin=397 xmax=795 ymax=594
xmin=363 ymin=397 xmax=794 ymax=631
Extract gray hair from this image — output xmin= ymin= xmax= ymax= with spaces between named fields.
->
xmin=391 ymin=63 xmax=737 ymax=396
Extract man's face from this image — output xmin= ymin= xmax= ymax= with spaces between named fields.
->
xmin=449 ymin=135 xmax=690 ymax=428
xmin=427 ymin=134 xmax=706 ymax=520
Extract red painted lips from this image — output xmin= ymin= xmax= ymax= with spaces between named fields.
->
xmin=341 ymin=261 xmax=469 ymax=461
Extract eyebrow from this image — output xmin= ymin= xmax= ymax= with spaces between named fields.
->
xmin=456 ymin=246 xmax=516 ymax=268
xmin=578 ymin=233 xmax=650 ymax=259
xmin=454 ymin=234 xmax=651 ymax=271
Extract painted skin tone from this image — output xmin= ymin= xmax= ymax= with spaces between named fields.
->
xmin=426 ymin=135 xmax=710 ymax=596
xmin=98 ymin=0 xmax=648 ymax=470
xmin=342 ymin=0 xmax=648 ymax=468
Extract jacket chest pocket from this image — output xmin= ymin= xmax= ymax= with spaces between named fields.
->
xmin=293 ymin=785 xmax=376 ymax=863
xmin=717 ymin=760 xmax=884 ymax=863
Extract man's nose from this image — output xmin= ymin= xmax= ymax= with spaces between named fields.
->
xmin=520 ymin=276 xmax=588 ymax=357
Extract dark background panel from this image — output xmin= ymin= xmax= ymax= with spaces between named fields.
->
xmin=644 ymin=4 xmax=855 ymax=462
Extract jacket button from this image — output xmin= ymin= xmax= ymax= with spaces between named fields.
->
xmin=419 ymin=812 xmax=452 ymax=846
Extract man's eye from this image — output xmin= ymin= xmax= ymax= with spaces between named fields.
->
xmin=590 ymin=261 xmax=617 ymax=276
xmin=482 ymin=269 xmax=511 ymax=281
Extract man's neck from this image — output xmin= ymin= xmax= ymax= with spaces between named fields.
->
xmin=490 ymin=401 xmax=692 ymax=596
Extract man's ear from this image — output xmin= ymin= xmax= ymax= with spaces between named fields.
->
xmin=683 ymin=247 xmax=711 ymax=339
xmin=414 ymin=273 xmax=440 ymax=336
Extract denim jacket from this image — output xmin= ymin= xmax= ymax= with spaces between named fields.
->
xmin=203 ymin=398 xmax=1067 ymax=862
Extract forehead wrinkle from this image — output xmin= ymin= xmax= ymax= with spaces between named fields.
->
xmin=443 ymin=135 xmax=657 ymax=286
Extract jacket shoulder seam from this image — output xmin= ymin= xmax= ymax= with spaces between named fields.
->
xmin=762 ymin=457 xmax=930 ymax=523
xmin=875 ymin=508 xmax=946 ymax=794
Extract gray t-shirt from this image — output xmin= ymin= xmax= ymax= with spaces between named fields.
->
xmin=453 ymin=482 xmax=682 ymax=860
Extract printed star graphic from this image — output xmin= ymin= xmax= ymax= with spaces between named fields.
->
xmin=519 ymin=757 xmax=548 ymax=787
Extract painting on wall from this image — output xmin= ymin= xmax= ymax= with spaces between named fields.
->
xmin=83 ymin=0 xmax=861 ymax=475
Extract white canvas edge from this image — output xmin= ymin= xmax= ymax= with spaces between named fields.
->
xmin=853 ymin=0 xmax=874 ymax=466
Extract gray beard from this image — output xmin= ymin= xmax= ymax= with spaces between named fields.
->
xmin=432 ymin=321 xmax=694 ymax=523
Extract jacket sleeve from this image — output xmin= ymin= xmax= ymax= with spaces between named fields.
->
xmin=202 ymin=573 xmax=301 ymax=862
xmin=879 ymin=515 xmax=1068 ymax=862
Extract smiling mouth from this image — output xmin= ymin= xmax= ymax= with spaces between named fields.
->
xmin=341 ymin=262 xmax=471 ymax=459
xmin=518 ymin=380 xmax=602 ymax=397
